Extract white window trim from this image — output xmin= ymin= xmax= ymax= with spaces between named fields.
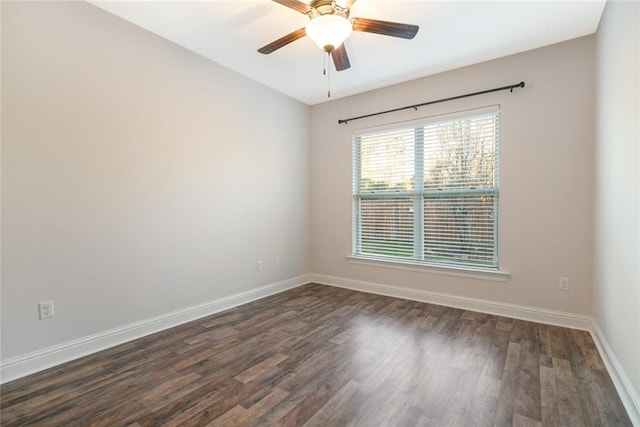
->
xmin=346 ymin=254 xmax=510 ymax=282
xmin=352 ymin=105 xmax=501 ymax=271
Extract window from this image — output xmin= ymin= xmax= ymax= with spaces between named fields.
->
xmin=352 ymin=107 xmax=499 ymax=270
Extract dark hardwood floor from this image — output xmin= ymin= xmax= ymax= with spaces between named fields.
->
xmin=0 ymin=283 xmax=632 ymax=426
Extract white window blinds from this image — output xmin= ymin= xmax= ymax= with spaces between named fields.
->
xmin=353 ymin=107 xmax=499 ymax=269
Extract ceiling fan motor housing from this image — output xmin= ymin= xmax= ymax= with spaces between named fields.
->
xmin=309 ymin=0 xmax=350 ymax=19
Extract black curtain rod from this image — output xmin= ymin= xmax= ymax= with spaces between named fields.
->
xmin=338 ymin=81 xmax=525 ymax=125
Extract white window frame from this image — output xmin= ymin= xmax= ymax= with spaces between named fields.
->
xmin=352 ymin=106 xmax=503 ymax=274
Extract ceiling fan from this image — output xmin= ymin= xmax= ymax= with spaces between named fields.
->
xmin=258 ymin=0 xmax=419 ymax=72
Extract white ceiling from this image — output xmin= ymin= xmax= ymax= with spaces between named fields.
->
xmin=90 ymin=0 xmax=606 ymax=105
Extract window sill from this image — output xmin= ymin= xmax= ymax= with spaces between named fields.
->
xmin=346 ymin=255 xmax=510 ymax=282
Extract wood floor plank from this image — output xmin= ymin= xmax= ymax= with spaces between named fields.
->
xmin=0 ymin=283 xmax=632 ymax=426
xmin=552 ymin=356 xmax=587 ymax=426
xmin=540 ymin=364 xmax=559 ymax=425
xmin=207 ymin=387 xmax=289 ymax=426
xmin=173 ymin=380 xmax=260 ymax=426
xmin=515 ymin=349 xmax=542 ymax=422
xmin=234 ymin=353 xmax=289 ymax=385
xmin=253 ymin=355 xmax=357 ymax=425
xmin=301 ymin=380 xmax=366 ymax=427
xmin=494 ymin=341 xmax=522 ymax=426
xmin=272 ymin=368 xmax=354 ymax=426
xmin=470 ymin=397 xmax=499 ymax=427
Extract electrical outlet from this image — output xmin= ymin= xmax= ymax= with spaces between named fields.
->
xmin=39 ymin=300 xmax=54 ymax=319
xmin=328 ymin=252 xmax=334 ymax=262
xmin=257 ymin=260 xmax=263 ymax=272
xmin=559 ymin=277 xmax=569 ymax=291
xmin=275 ymin=257 xmax=280 ymax=267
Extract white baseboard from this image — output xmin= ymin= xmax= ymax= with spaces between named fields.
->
xmin=0 ymin=275 xmax=311 ymax=385
xmin=309 ymin=273 xmax=593 ymax=330
xmin=590 ymin=322 xmax=640 ymax=426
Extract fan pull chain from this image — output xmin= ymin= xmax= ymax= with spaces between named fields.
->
xmin=320 ymin=51 xmax=332 ymax=98
xmin=327 ymin=51 xmax=331 ymax=98
xmin=322 ymin=51 xmax=326 ymax=76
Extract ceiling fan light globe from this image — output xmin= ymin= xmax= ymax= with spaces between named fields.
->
xmin=305 ymin=14 xmax=352 ymax=52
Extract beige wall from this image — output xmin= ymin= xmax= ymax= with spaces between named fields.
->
xmin=310 ymin=36 xmax=595 ymax=315
xmin=595 ymin=0 xmax=640 ymax=407
xmin=1 ymin=1 xmax=309 ymax=359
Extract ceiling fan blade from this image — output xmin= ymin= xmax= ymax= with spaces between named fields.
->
xmin=271 ymin=0 xmax=312 ymax=15
xmin=331 ymin=44 xmax=351 ymax=71
xmin=258 ymin=28 xmax=307 ymax=54
xmin=352 ymin=18 xmax=419 ymax=39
